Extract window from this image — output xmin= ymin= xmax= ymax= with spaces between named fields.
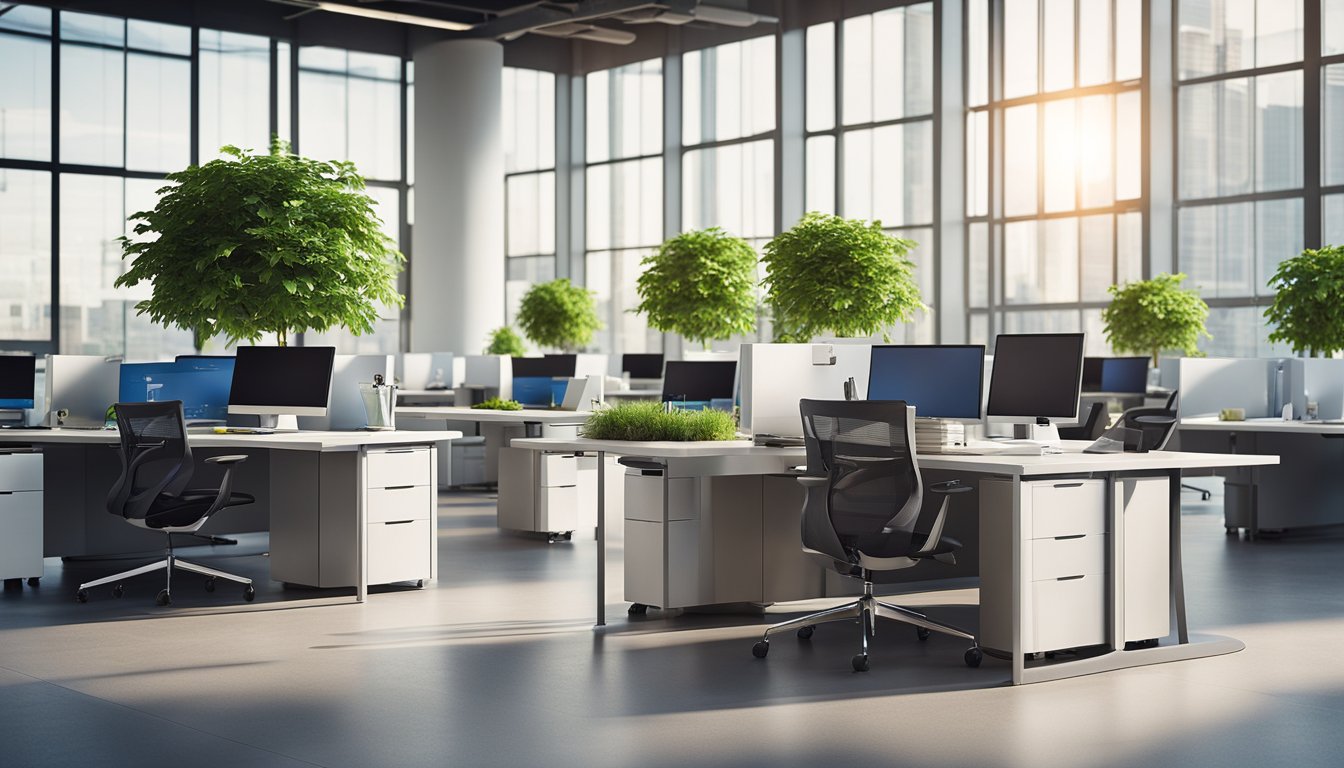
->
xmin=503 ymin=67 xmax=557 ymax=323
xmin=199 ymin=30 xmax=271 ymax=159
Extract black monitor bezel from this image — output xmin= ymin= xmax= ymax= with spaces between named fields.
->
xmin=986 ymin=333 xmax=1086 ymax=420
xmin=866 ymin=344 xmax=987 ymax=420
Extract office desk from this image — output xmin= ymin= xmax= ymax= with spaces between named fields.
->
xmin=514 ymin=437 xmax=1277 ymax=685
xmin=0 ymin=428 xmax=461 ymax=602
xmin=397 ymin=389 xmax=458 ymax=406
xmin=1180 ymin=417 xmax=1344 ymax=536
xmin=603 ymin=389 xmax=663 ymax=401
xmin=397 ymin=406 xmax=590 ymax=482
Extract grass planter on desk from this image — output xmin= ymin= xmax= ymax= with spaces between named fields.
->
xmin=581 ymin=402 xmax=738 ymax=442
xmin=471 ymin=398 xmax=523 ymax=411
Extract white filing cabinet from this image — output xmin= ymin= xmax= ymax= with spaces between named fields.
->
xmin=981 ymin=478 xmax=1109 ymax=654
xmin=0 ymin=451 xmax=43 ymax=585
xmin=496 ymin=447 xmax=610 ymax=538
xmin=364 ymin=446 xmax=437 ymax=585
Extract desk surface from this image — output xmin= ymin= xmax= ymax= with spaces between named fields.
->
xmin=397 ymin=406 xmax=590 ymax=424
xmin=1181 ymin=416 xmax=1344 ymax=435
xmin=0 ymin=428 xmax=462 ymax=452
xmin=512 ymin=437 xmax=1279 ymax=476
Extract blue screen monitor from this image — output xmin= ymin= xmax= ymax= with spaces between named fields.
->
xmin=1100 ymin=357 xmax=1149 ymax=394
xmin=513 ymin=376 xmax=554 ymax=408
xmin=867 ymin=345 xmax=986 ymax=421
xmin=119 ymin=358 xmax=236 ymax=422
xmin=0 ymin=355 xmax=37 ymax=409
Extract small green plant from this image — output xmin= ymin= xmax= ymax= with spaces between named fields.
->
xmin=581 ymin=401 xmax=738 ymax=442
xmin=1265 ymin=246 xmax=1344 ymax=357
xmin=761 ymin=212 xmax=925 ymax=342
xmin=471 ymin=397 xmax=523 ymax=411
xmin=635 ymin=227 xmax=759 ymax=348
xmin=484 ymin=326 xmax=527 ymax=357
xmin=1101 ymin=273 xmax=1211 ymax=366
xmin=515 ymin=278 xmax=603 ymax=352
xmin=116 ymin=138 xmax=403 ymax=347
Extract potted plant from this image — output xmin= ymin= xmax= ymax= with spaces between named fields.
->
xmin=1265 ymin=245 xmax=1344 ymax=357
xmin=485 ymin=326 xmax=527 ymax=357
xmin=1101 ymin=273 xmax=1210 ymax=366
xmin=634 ymin=227 xmax=758 ymax=349
xmin=515 ymin=278 xmax=602 ymax=353
xmin=761 ymin=212 xmax=925 ymax=342
xmin=116 ymin=138 xmax=404 ymax=349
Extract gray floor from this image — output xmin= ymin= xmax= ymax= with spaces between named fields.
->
xmin=3 ymin=486 xmax=1344 ymax=767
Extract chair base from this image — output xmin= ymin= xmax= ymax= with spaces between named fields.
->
xmin=76 ymin=532 xmax=253 ymax=605
xmin=752 ymin=582 xmax=981 ymax=671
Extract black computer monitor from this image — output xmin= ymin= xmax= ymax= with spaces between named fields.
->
xmin=662 ymin=361 xmax=737 ymax=403
xmin=228 ymin=346 xmax=336 ymax=417
xmin=622 ymin=353 xmax=665 ymax=379
xmin=986 ymin=333 xmax=1085 ymax=422
xmin=511 ymin=357 xmax=557 ymax=378
xmin=1081 ymin=357 xmax=1105 ymax=392
xmin=543 ymin=354 xmax=577 ymax=377
xmin=1101 ymin=357 xmax=1149 ymax=394
xmin=0 ymin=355 xmax=37 ymax=409
xmin=867 ymin=345 xmax=985 ymax=421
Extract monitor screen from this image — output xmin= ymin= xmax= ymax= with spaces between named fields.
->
xmin=120 ymin=358 xmax=236 ymax=422
xmin=867 ymin=345 xmax=985 ymax=420
xmin=1101 ymin=357 xmax=1149 ymax=394
xmin=512 ymin=376 xmax=554 ymax=407
xmin=622 ymin=353 xmax=665 ymax=379
xmin=986 ymin=333 xmax=1085 ymax=420
xmin=228 ymin=346 xmax=335 ymax=416
xmin=543 ymin=354 xmax=577 ymax=377
xmin=511 ymin=357 xmax=555 ymax=378
xmin=0 ymin=355 xmax=37 ymax=409
xmin=1081 ymin=357 xmax=1105 ymax=392
xmin=662 ymin=361 xmax=737 ymax=403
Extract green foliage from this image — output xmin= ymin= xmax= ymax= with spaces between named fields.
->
xmin=485 ymin=326 xmax=527 ymax=357
xmin=1101 ymin=273 xmax=1210 ymax=366
xmin=472 ymin=397 xmax=523 ymax=411
xmin=634 ymin=227 xmax=759 ymax=348
xmin=761 ymin=212 xmax=925 ymax=342
xmin=116 ymin=138 xmax=404 ymax=347
xmin=581 ymin=401 xmax=738 ymax=442
xmin=515 ymin=279 xmax=602 ymax=352
xmin=1265 ymin=245 xmax=1344 ymax=357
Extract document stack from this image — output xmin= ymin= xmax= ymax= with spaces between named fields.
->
xmin=913 ymin=419 xmax=967 ymax=454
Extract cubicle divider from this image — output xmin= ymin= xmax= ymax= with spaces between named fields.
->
xmin=1170 ymin=358 xmax=1278 ymax=419
xmin=739 ymin=343 xmax=871 ymax=438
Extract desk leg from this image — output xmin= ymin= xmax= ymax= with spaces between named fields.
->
xmin=357 ymin=445 xmax=368 ymax=604
xmin=596 ymin=450 xmax=606 ymax=628
xmin=1170 ymin=469 xmax=1188 ymax=643
xmin=1011 ymin=475 xmax=1025 ymax=685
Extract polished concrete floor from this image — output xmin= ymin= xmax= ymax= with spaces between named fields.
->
xmin=2 ymin=485 xmax=1343 ymax=767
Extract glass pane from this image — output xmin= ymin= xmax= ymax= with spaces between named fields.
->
xmin=842 ymin=14 xmax=872 ymax=125
xmin=0 ymin=32 xmax=51 ymax=161
xmin=967 ymin=0 xmax=988 ymax=107
xmin=1004 ymin=104 xmax=1037 ymax=217
xmin=299 ymin=48 xmax=402 ymax=179
xmin=347 ymin=76 xmax=401 ymax=180
xmin=199 ymin=30 xmax=271 ymax=159
xmin=59 ymin=174 xmax=124 ymax=355
xmin=589 ymin=59 xmax=661 ymax=162
xmin=0 ymin=169 xmax=51 ymax=341
xmin=298 ymin=69 xmax=345 ymax=162
xmin=1326 ymin=194 xmax=1344 ymax=246
xmin=506 ymin=172 xmax=555 ymax=257
xmin=969 ymin=221 xmax=989 ymax=308
xmin=504 ymin=68 xmax=555 ymax=173
xmin=1256 ymin=198 xmax=1303 ymax=296
xmin=1178 ymin=77 xmax=1252 ymax=199
xmin=683 ymin=140 xmax=773 ymax=238
xmin=586 ymin=157 xmax=662 ymax=251
xmin=0 ymin=4 xmax=50 ymax=35
xmin=1117 ymin=211 xmax=1143 ymax=285
xmin=348 ymin=51 xmax=400 ymax=80
xmin=1255 ymin=0 xmax=1302 ymax=68
xmin=60 ymin=44 xmax=124 ymax=167
xmin=1256 ymin=71 xmax=1302 ymax=193
xmin=1202 ymin=306 xmax=1267 ymax=357
xmin=805 ymin=23 xmax=834 ymax=132
xmin=1177 ymin=0 xmax=1253 ymax=79
xmin=1004 ymin=218 xmax=1079 ymax=304
xmin=1079 ymin=94 xmax=1114 ymax=208
xmin=842 ymin=123 xmax=932 ymax=227
xmin=1043 ymin=99 xmax=1077 ymax=213
xmin=967 ymin=110 xmax=989 ymax=217
xmin=505 ymin=255 xmax=556 ymax=324
xmin=805 ymin=135 xmax=835 ymax=214
xmin=1179 ymin=202 xmax=1253 ymax=298
xmin=846 ymin=4 xmax=934 ymax=122
xmin=1042 ymin=0 xmax=1074 ymax=93
xmin=1323 ymin=64 xmax=1344 ymax=186
xmin=903 ymin=4 xmax=934 ymax=117
xmin=585 ymin=248 xmax=661 ymax=361
xmin=1328 ymin=0 xmax=1344 ymax=56
xmin=1078 ymin=0 xmax=1112 ymax=87
xmin=127 ymin=19 xmax=189 ymax=55
xmin=1115 ymin=0 xmax=1143 ymax=81
xmin=1116 ymin=90 xmax=1141 ymax=200
xmin=60 ymin=11 xmax=122 ymax=46
xmin=126 ymin=53 xmax=190 ymax=172
xmin=1080 ymin=213 xmax=1114 ymax=302
xmin=685 ymin=38 xmax=773 ymax=144
xmin=1002 ymin=309 xmax=1082 ymax=334
xmin=1003 ymin=0 xmax=1038 ymax=99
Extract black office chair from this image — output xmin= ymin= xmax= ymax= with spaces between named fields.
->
xmin=1059 ymin=401 xmax=1108 ymax=441
xmin=1115 ymin=391 xmax=1179 ymax=452
xmin=751 ymin=399 xmax=982 ymax=672
xmin=76 ymin=401 xmax=257 ymax=606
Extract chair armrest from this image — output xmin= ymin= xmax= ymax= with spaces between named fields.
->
xmin=204 ymin=455 xmax=248 ymax=465
xmin=928 ymin=479 xmax=973 ymax=495
xmin=796 ymin=476 xmax=828 ymax=488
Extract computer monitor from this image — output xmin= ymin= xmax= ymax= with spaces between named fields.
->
xmin=120 ymin=357 xmax=235 ymax=422
xmin=228 ymin=346 xmax=335 ymax=418
xmin=986 ymin=333 xmax=1085 ymax=424
xmin=1080 ymin=357 xmax=1105 ymax=392
xmin=543 ymin=354 xmax=578 ymax=377
xmin=1100 ymin=357 xmax=1150 ymax=394
xmin=511 ymin=357 xmax=559 ymax=378
xmin=867 ymin=345 xmax=985 ymax=421
xmin=662 ymin=361 xmax=737 ymax=403
xmin=622 ymin=353 xmax=664 ymax=380
xmin=0 ymin=355 xmax=37 ymax=409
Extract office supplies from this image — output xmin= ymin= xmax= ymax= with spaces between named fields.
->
xmin=228 ymin=346 xmax=336 ymax=426
xmin=621 ymin=353 xmax=664 ymax=380
xmin=360 ymin=373 xmax=397 ymax=430
xmin=661 ymin=360 xmax=737 ymax=408
xmin=44 ymin=355 xmax=120 ymax=428
xmin=119 ymin=358 xmax=236 ymax=423
xmin=986 ymin=333 xmax=1085 ymax=442
xmin=867 ymin=344 xmax=986 ymax=421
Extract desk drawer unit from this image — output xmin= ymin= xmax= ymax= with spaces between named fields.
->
xmin=0 ymin=489 xmax=43 ymax=581
xmin=365 ymin=446 xmax=434 ymax=585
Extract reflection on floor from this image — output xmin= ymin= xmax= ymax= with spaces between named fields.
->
xmin=2 ymin=485 xmax=1344 ymax=767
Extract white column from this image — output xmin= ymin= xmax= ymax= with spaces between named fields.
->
xmin=411 ymin=39 xmax=504 ymax=354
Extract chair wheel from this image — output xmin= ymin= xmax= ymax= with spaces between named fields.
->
xmin=965 ymin=647 xmax=983 ymax=668
xmin=243 ymin=585 xmax=256 ymax=602
xmin=628 ymin=603 xmax=648 ymax=615
xmin=112 ymin=585 xmax=124 ymax=598
xmin=916 ymin=627 xmax=931 ymax=641
xmin=416 ymin=579 xmax=425 ymax=588
xmin=797 ymin=625 xmax=814 ymax=640
xmin=204 ymin=577 xmax=216 ymax=593
xmin=76 ymin=589 xmax=89 ymax=603
xmin=851 ymin=653 xmax=870 ymax=672
xmin=752 ymin=641 xmax=770 ymax=658
xmin=155 ymin=589 xmax=171 ymax=607
xmin=27 ymin=577 xmax=39 ymax=587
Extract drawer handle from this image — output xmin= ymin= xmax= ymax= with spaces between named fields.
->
xmin=1054 ymin=534 xmax=1085 ymax=540
xmin=1056 ymin=574 xmax=1085 ymax=581
xmin=383 ymin=449 xmax=419 ymax=454
xmin=382 ymin=485 xmax=417 ymax=491
xmin=0 ymin=491 xmax=11 ymax=495
xmin=1052 ymin=482 xmax=1084 ymax=488
xmin=384 ymin=519 xmax=416 ymax=526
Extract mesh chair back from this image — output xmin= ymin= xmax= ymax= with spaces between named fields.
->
xmin=799 ymin=399 xmax=923 ymax=561
xmin=107 ymin=400 xmax=194 ymax=521
xmin=1118 ymin=391 xmax=1179 ymax=452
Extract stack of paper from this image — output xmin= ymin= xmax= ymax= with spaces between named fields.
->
xmin=914 ymin=419 xmax=967 ymax=452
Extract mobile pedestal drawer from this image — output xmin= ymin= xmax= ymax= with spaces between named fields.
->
xmin=365 ymin=446 xmax=435 ymax=586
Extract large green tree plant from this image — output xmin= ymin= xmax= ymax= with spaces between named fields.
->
xmin=761 ymin=212 xmax=925 ymax=342
xmin=1101 ymin=273 xmax=1210 ymax=366
xmin=116 ymin=138 xmax=404 ymax=348
xmin=515 ymin=278 xmax=603 ymax=353
xmin=1264 ymin=245 xmax=1344 ymax=357
xmin=634 ymin=227 xmax=759 ymax=349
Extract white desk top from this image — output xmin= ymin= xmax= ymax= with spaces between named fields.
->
xmin=1181 ymin=417 xmax=1344 ymax=435
xmin=603 ymin=389 xmax=663 ymax=399
xmin=511 ymin=437 xmax=1278 ymax=476
xmin=0 ymin=428 xmax=462 ymax=452
xmin=397 ymin=406 xmax=590 ymax=424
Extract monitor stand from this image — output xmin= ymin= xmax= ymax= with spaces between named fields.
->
xmin=254 ymin=414 xmax=299 ymax=431
xmin=1012 ymin=418 xmax=1061 ymax=444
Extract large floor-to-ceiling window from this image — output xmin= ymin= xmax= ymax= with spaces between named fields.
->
xmin=502 ymin=67 xmax=557 ymax=331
